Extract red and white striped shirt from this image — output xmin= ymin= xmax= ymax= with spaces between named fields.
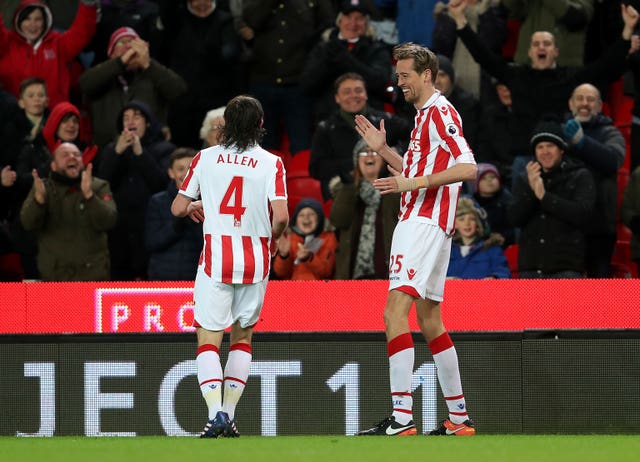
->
xmin=400 ymin=91 xmax=476 ymax=234
xmin=179 ymin=144 xmax=287 ymax=284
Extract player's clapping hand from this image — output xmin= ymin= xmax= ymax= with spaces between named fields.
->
xmin=354 ymin=115 xmax=386 ymax=153
xmin=187 ymin=200 xmax=205 ymax=223
xmin=81 ymin=163 xmax=94 ymax=199
xmin=374 ymin=166 xmax=417 ymax=194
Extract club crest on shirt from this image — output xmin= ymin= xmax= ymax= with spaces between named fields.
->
xmin=447 ymin=124 xmax=457 ymax=135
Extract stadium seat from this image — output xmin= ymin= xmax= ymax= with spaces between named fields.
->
xmin=286 ymin=176 xmax=325 ymax=217
xmin=611 ymin=239 xmax=637 ymax=278
xmin=287 ymin=149 xmax=311 ymax=179
xmin=504 ymin=244 xmax=519 ymax=278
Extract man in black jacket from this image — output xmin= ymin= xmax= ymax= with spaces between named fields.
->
xmin=507 ymin=118 xmax=596 ymax=278
xmin=563 ymin=83 xmax=626 ymax=277
xmin=447 ymin=2 xmax=639 ymax=158
xmin=309 ymin=72 xmax=412 ymax=200
xmin=301 ymin=0 xmax=391 ymax=123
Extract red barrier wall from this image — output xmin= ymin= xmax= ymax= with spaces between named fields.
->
xmin=1 ymin=279 xmax=639 ymax=334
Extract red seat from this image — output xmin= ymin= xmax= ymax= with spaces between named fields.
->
xmin=286 ymin=176 xmax=325 ymax=217
xmin=287 ymin=149 xmax=311 ymax=179
xmin=611 ymin=240 xmax=637 ymax=278
xmin=504 ymin=244 xmax=519 ymax=278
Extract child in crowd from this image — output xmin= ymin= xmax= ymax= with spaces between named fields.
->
xmin=447 ymin=197 xmax=511 ymax=279
xmin=18 ymin=77 xmax=48 ymax=141
xmin=470 ymin=162 xmax=515 ymax=248
xmin=145 ymin=147 xmax=203 ymax=281
xmin=273 ymin=197 xmax=337 ymax=280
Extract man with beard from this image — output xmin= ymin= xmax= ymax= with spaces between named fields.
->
xmin=563 ymin=83 xmax=625 ymax=277
xmin=20 ymin=142 xmax=117 ymax=281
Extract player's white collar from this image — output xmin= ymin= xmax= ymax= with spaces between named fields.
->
xmin=419 ymin=90 xmax=441 ymax=112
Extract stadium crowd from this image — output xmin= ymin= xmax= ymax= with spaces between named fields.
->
xmin=1 ymin=0 xmax=640 ymax=281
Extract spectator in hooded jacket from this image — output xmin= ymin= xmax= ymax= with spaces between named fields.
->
xmin=11 ymin=101 xmax=95 ymax=278
xmin=0 ymin=0 xmax=97 ymax=108
xmin=98 ymin=100 xmax=176 ymax=280
xmin=145 ymin=147 xmax=203 ymax=281
xmin=468 ymin=162 xmax=515 ymax=248
xmin=272 ymin=197 xmax=338 ymax=280
xmin=80 ymin=26 xmax=187 ymax=149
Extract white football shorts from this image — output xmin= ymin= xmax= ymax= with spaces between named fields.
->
xmin=388 ymin=220 xmax=452 ymax=302
xmin=193 ymin=269 xmax=268 ymax=331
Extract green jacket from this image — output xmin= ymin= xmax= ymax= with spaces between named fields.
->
xmin=20 ymin=174 xmax=117 ymax=281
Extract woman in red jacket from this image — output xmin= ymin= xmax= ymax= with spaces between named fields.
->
xmin=0 ymin=0 xmax=97 ymax=108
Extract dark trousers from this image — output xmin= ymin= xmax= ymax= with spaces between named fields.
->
xmin=249 ymin=83 xmax=312 ymax=154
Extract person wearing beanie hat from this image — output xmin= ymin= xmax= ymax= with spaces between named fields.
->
xmin=0 ymin=0 xmax=97 ymax=109
xmin=434 ymin=54 xmax=480 ymax=151
xmin=78 ymin=24 xmax=186 ymax=149
xmin=471 ymin=163 xmax=515 ymax=248
xmin=508 ymin=116 xmax=597 ymax=277
xmin=437 ymin=54 xmax=456 ymax=83
xmin=447 ymin=196 xmax=510 ymax=279
xmin=529 ymin=118 xmax=568 ymax=154
xmin=330 ymin=138 xmax=400 ymax=279
xmin=106 ymin=27 xmax=140 ymax=58
xmin=273 ymin=197 xmax=338 ymax=280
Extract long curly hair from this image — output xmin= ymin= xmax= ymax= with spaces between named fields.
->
xmin=221 ymin=95 xmax=266 ymax=151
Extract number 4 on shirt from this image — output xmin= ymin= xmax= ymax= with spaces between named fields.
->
xmin=220 ymin=176 xmax=246 ymax=227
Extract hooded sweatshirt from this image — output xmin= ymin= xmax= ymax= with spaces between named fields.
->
xmin=0 ymin=0 xmax=96 ymax=107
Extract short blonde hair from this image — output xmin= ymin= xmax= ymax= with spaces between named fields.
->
xmin=199 ymin=106 xmax=226 ymax=140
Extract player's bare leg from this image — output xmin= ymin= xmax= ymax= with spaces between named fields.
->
xmin=416 ymin=299 xmax=475 ymax=436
